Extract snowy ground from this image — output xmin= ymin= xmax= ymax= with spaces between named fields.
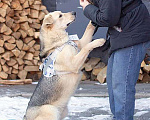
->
xmin=0 ymin=97 xmax=150 ymax=120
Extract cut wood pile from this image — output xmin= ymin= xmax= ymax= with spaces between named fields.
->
xmin=0 ymin=0 xmax=150 ymax=84
xmin=81 ymin=56 xmax=150 ymax=84
xmin=0 ymin=0 xmax=48 ymax=81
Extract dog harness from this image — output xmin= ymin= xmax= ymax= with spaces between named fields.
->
xmin=39 ymin=35 xmax=79 ymax=77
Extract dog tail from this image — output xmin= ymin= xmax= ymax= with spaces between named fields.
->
xmin=35 ymin=105 xmax=60 ymax=120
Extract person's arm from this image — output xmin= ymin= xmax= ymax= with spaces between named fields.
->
xmin=82 ymin=0 xmax=122 ymax=27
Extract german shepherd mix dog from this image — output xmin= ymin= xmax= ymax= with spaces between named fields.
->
xmin=24 ymin=11 xmax=105 ymax=120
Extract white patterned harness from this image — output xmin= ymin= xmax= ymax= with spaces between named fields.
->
xmin=39 ymin=35 xmax=79 ymax=77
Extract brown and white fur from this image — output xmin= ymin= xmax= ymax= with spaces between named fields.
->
xmin=24 ymin=11 xmax=105 ymax=120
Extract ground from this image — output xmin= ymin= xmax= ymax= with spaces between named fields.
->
xmin=0 ymin=81 xmax=150 ymax=120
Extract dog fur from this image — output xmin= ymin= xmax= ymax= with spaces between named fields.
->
xmin=24 ymin=11 xmax=105 ymax=120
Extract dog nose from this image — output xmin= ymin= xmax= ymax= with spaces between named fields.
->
xmin=72 ymin=11 xmax=76 ymax=16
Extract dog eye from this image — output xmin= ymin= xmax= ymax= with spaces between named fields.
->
xmin=59 ymin=14 xmax=62 ymax=18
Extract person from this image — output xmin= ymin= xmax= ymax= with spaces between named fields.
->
xmin=80 ymin=0 xmax=150 ymax=120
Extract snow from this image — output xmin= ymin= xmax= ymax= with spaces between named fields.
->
xmin=0 ymin=97 xmax=150 ymax=120
xmin=68 ymin=97 xmax=110 ymax=113
xmin=94 ymin=83 xmax=107 ymax=85
xmin=134 ymin=111 xmax=149 ymax=117
xmin=32 ymin=82 xmax=38 ymax=85
xmin=79 ymin=115 xmax=111 ymax=120
xmin=32 ymin=82 xmax=108 ymax=86
xmin=78 ymin=87 xmax=83 ymax=90
xmin=0 ymin=97 xmax=29 ymax=120
xmin=135 ymin=97 xmax=150 ymax=110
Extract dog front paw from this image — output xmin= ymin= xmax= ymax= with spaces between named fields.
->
xmin=91 ymin=38 xmax=106 ymax=48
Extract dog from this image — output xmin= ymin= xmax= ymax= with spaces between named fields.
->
xmin=24 ymin=11 xmax=105 ymax=120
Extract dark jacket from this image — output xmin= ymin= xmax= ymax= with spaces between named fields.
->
xmin=84 ymin=0 xmax=150 ymax=55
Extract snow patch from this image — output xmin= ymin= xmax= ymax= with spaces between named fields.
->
xmin=68 ymin=97 xmax=110 ymax=113
xmin=79 ymin=115 xmax=112 ymax=120
xmin=134 ymin=111 xmax=149 ymax=117
xmin=78 ymin=87 xmax=83 ymax=90
xmin=135 ymin=98 xmax=150 ymax=110
xmin=32 ymin=82 xmax=38 ymax=85
xmin=0 ymin=97 xmax=29 ymax=120
xmin=0 ymin=97 xmax=150 ymax=120
xmin=94 ymin=83 xmax=107 ymax=85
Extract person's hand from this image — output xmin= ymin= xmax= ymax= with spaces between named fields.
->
xmin=80 ymin=0 xmax=90 ymax=10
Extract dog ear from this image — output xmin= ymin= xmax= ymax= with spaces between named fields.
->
xmin=44 ymin=15 xmax=54 ymax=28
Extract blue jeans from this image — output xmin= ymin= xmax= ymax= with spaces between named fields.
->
xmin=107 ymin=41 xmax=150 ymax=120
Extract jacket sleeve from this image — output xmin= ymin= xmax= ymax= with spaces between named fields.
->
xmin=83 ymin=0 xmax=122 ymax=27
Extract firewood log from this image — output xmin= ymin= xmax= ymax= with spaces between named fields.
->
xmin=0 ymin=72 xmax=8 ymax=79
xmin=2 ymin=52 xmax=11 ymax=61
xmin=0 ymin=79 xmax=32 ymax=85
xmin=0 ymin=47 xmax=5 ymax=54
xmin=16 ymin=40 xmax=23 ymax=50
xmin=97 ymin=66 xmax=107 ymax=84
xmin=7 ymin=58 xmax=17 ymax=66
xmin=0 ymin=40 xmax=4 ymax=47
xmin=4 ymin=42 xmax=16 ymax=50
xmin=85 ymin=58 xmax=100 ymax=71
xmin=18 ymin=70 xmax=27 ymax=79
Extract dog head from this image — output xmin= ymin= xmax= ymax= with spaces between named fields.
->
xmin=39 ymin=11 xmax=76 ymax=61
xmin=42 ymin=11 xmax=76 ymax=30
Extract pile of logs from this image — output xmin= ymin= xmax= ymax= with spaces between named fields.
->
xmin=139 ymin=59 xmax=150 ymax=83
xmin=81 ymin=58 xmax=108 ymax=84
xmin=0 ymin=0 xmax=150 ymax=84
xmin=81 ymin=56 xmax=150 ymax=84
xmin=0 ymin=0 xmax=48 ymax=80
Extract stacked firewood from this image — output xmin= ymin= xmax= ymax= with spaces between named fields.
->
xmin=81 ymin=56 xmax=150 ymax=83
xmin=81 ymin=58 xmax=107 ymax=83
xmin=0 ymin=0 xmax=48 ymax=80
xmin=139 ymin=59 xmax=150 ymax=83
xmin=0 ymin=0 xmax=150 ymax=84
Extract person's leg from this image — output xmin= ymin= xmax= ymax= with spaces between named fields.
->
xmin=107 ymin=52 xmax=115 ymax=116
xmin=111 ymin=41 xmax=150 ymax=120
